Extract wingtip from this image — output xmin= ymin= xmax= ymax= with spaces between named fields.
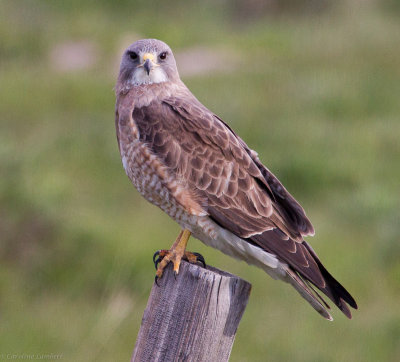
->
xmin=284 ymin=267 xmax=333 ymax=321
xmin=321 ymin=309 xmax=333 ymax=321
xmin=339 ymin=298 xmax=353 ymax=319
xmin=348 ymin=296 xmax=358 ymax=310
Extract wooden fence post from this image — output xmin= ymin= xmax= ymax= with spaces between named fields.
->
xmin=131 ymin=260 xmax=252 ymax=362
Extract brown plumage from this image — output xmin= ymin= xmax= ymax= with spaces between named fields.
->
xmin=115 ymin=39 xmax=357 ymax=320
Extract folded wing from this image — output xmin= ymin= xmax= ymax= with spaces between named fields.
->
xmin=131 ymin=90 xmax=357 ymax=318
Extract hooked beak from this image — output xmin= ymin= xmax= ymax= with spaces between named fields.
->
xmin=143 ymin=59 xmax=152 ymax=75
xmin=142 ymin=53 xmax=156 ymax=75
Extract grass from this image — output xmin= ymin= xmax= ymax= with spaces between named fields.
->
xmin=1 ymin=1 xmax=399 ymax=361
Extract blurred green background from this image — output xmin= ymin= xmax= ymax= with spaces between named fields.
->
xmin=1 ymin=0 xmax=399 ymax=361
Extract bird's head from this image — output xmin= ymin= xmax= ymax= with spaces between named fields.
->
xmin=118 ymin=39 xmax=179 ymax=87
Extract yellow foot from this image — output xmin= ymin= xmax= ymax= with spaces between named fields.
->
xmin=153 ymin=250 xmax=206 ymax=278
xmin=152 ymin=229 xmax=206 ymax=285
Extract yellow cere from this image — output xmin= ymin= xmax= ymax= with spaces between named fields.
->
xmin=142 ymin=53 xmax=155 ymax=62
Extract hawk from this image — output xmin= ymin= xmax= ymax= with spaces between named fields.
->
xmin=115 ymin=39 xmax=357 ymax=320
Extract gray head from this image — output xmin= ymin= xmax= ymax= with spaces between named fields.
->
xmin=118 ymin=39 xmax=179 ymax=87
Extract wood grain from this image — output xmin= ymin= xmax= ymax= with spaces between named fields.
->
xmin=132 ymin=260 xmax=251 ymax=362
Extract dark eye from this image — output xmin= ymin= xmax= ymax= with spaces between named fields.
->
xmin=128 ymin=51 xmax=138 ymax=60
xmin=159 ymin=51 xmax=167 ymax=60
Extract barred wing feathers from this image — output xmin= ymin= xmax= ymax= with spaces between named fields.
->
xmin=131 ymin=91 xmax=357 ymax=319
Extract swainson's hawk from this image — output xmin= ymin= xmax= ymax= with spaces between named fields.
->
xmin=115 ymin=39 xmax=357 ymax=320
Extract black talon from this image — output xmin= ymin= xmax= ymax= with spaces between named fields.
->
xmin=153 ymin=250 xmax=160 ymax=264
xmin=155 ymin=275 xmax=160 ymax=287
xmin=173 ymin=271 xmax=178 ymax=280
xmin=154 ymin=257 xmax=162 ymax=270
xmin=193 ymin=252 xmax=206 ymax=268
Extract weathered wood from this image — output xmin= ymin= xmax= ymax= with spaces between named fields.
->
xmin=132 ymin=260 xmax=252 ymax=362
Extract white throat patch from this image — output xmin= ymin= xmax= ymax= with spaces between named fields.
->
xmin=129 ymin=67 xmax=168 ymax=86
